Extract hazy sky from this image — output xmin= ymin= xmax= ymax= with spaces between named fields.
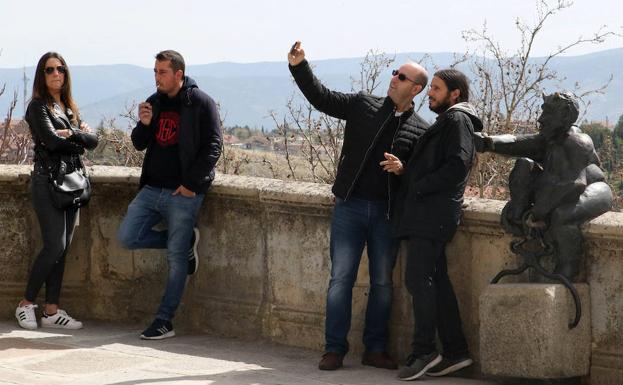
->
xmin=1 ymin=0 xmax=622 ymax=68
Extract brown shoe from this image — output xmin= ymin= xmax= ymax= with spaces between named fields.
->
xmin=361 ymin=351 xmax=398 ymax=369
xmin=319 ymin=352 xmax=344 ymax=370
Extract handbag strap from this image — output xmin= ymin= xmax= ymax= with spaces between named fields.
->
xmin=34 ymin=146 xmax=58 ymax=180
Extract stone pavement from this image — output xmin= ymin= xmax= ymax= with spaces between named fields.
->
xmin=0 ymin=321 xmax=498 ymax=385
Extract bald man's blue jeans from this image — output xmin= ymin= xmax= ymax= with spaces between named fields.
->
xmin=325 ymin=197 xmax=397 ymax=355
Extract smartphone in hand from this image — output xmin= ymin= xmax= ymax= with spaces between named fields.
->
xmin=290 ymin=41 xmax=300 ymax=55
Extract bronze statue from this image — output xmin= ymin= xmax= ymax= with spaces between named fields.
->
xmin=474 ymin=92 xmax=613 ymax=281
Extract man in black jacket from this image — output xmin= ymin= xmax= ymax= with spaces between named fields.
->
xmin=288 ymin=41 xmax=429 ymax=371
xmin=117 ymin=50 xmax=222 ymax=340
xmin=387 ymin=69 xmax=482 ymax=380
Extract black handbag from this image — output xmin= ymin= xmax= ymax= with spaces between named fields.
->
xmin=48 ymin=164 xmax=92 ymax=209
xmin=37 ymin=147 xmax=92 ymax=210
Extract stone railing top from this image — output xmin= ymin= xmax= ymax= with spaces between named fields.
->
xmin=0 ymin=165 xmax=333 ymax=207
xmin=1 ymin=165 xmax=621 ymax=237
xmin=0 ymin=165 xmax=143 ymax=184
xmin=211 ymin=173 xmax=333 ymax=207
xmin=0 ymin=164 xmax=32 ymax=182
xmin=461 ymin=196 xmax=623 ymax=240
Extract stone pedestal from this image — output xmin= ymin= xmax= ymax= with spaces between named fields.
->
xmin=479 ymin=283 xmax=590 ymax=379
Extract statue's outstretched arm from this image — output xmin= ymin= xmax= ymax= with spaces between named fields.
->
xmin=474 ymin=132 xmax=546 ymax=161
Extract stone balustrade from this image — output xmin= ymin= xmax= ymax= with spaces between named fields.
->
xmin=0 ymin=165 xmax=621 ymax=384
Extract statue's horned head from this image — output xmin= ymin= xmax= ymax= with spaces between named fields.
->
xmin=542 ymin=92 xmax=580 ymax=126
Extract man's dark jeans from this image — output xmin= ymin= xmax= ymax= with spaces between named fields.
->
xmin=325 ymin=197 xmax=397 ymax=355
xmin=405 ymin=236 xmax=468 ymax=359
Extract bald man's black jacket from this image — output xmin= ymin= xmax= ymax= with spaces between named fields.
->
xmin=289 ymin=60 xmax=429 ymax=203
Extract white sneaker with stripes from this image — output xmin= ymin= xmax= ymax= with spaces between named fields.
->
xmin=15 ymin=303 xmax=38 ymax=329
xmin=41 ymin=309 xmax=83 ymax=329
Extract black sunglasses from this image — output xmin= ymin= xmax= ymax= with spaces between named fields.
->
xmin=392 ymin=69 xmax=417 ymax=84
xmin=44 ymin=65 xmax=67 ymax=75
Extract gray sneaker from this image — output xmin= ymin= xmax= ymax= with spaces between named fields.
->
xmin=398 ymin=352 xmax=442 ymax=381
xmin=426 ymin=356 xmax=473 ymax=377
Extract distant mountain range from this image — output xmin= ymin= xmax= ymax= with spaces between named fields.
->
xmin=1 ymin=49 xmax=622 ymax=129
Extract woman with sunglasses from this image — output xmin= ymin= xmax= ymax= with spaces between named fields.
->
xmin=15 ymin=52 xmax=98 ymax=330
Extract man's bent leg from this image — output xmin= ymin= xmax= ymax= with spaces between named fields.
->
xmin=155 ymin=192 xmax=205 ymax=321
xmin=501 ymin=159 xmax=541 ymax=236
xmin=549 ymin=183 xmax=614 ymax=280
xmin=117 ymin=186 xmax=167 ymax=250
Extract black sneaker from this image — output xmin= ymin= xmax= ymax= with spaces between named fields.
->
xmin=140 ymin=319 xmax=175 ymax=340
xmin=397 ymin=352 xmax=442 ymax=381
xmin=188 ymin=227 xmax=200 ymax=275
xmin=426 ymin=356 xmax=473 ymax=377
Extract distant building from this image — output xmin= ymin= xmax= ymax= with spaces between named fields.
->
xmin=223 ymin=134 xmax=241 ymax=145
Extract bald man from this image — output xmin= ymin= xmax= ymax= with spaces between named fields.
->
xmin=288 ymin=42 xmax=429 ymax=371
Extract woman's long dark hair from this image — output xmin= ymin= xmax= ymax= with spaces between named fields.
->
xmin=32 ymin=52 xmax=79 ymax=124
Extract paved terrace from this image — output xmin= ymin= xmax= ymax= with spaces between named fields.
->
xmin=0 ymin=321 xmax=497 ymax=385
